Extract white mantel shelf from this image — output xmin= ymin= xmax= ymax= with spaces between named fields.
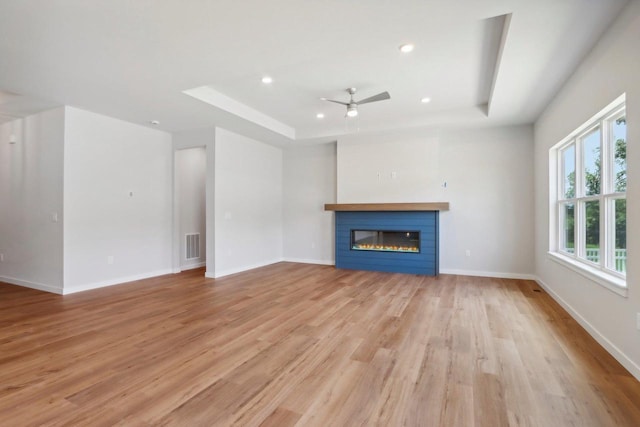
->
xmin=324 ymin=202 xmax=449 ymax=212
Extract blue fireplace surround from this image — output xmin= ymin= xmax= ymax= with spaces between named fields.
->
xmin=335 ymin=210 xmax=439 ymax=275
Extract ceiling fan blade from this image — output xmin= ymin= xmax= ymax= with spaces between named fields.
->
xmin=356 ymin=91 xmax=391 ymax=105
xmin=321 ymin=98 xmax=349 ymax=106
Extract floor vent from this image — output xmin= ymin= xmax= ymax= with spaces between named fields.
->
xmin=185 ymin=233 xmax=200 ymax=259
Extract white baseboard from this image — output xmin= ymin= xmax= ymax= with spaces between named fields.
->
xmin=213 ymin=259 xmax=284 ymax=279
xmin=535 ymin=276 xmax=640 ymax=382
xmin=0 ymin=275 xmax=63 ymax=294
xmin=440 ymin=269 xmax=536 ymax=281
xmin=63 ymin=269 xmax=174 ymax=295
xmin=282 ymin=257 xmax=335 ymax=266
xmin=178 ymin=261 xmax=206 ymax=272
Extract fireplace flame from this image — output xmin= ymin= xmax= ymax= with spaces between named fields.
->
xmin=352 ymin=244 xmax=419 ymax=253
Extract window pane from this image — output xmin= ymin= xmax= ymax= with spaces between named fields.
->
xmin=583 ymin=128 xmax=601 ymax=196
xmin=584 ymin=200 xmax=600 ymax=263
xmin=613 ymin=117 xmax=626 ymax=192
xmin=614 ymin=198 xmax=626 ymax=273
xmin=562 ymin=145 xmax=576 ymax=198
xmin=561 ymin=202 xmax=575 ymax=253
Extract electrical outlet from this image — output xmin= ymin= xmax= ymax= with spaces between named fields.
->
xmin=465 ymin=249 xmax=471 ymax=257
xmin=391 ymin=171 xmax=397 ymax=179
xmin=636 ymin=313 xmax=640 ymax=330
xmin=107 ymin=255 xmax=114 ymax=265
xmin=0 ymin=253 xmax=4 ymax=262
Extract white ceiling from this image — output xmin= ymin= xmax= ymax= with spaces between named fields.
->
xmin=0 ymin=0 xmax=628 ymax=145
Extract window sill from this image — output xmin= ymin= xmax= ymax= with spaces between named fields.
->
xmin=547 ymin=252 xmax=627 ymax=297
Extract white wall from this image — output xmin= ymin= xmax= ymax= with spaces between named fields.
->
xmin=337 ymin=125 xmax=535 ymax=277
xmin=175 ymin=147 xmax=206 ymax=270
xmin=0 ymin=108 xmax=65 ymax=293
xmin=283 ymin=143 xmax=336 ymax=265
xmin=534 ymin=0 xmax=640 ymax=379
xmin=173 ymin=127 xmax=216 ymax=276
xmin=214 ymin=128 xmax=283 ymax=277
xmin=63 ymin=107 xmax=173 ymax=293
xmin=338 ymin=130 xmax=441 ymax=203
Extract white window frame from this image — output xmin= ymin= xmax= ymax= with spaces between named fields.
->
xmin=548 ymin=94 xmax=627 ymax=297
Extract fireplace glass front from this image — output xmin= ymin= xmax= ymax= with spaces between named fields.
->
xmin=351 ymin=230 xmax=420 ymax=253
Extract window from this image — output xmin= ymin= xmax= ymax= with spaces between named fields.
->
xmin=551 ymin=95 xmax=626 ymax=293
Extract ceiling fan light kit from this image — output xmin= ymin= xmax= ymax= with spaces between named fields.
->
xmin=399 ymin=43 xmax=415 ymax=53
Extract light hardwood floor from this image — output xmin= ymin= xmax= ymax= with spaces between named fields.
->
xmin=1 ymin=263 xmax=639 ymax=426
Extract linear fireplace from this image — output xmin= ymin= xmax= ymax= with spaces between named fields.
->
xmin=325 ymin=203 xmax=448 ymax=275
xmin=351 ymin=230 xmax=420 ymax=253
xmin=326 ymin=208 xmax=444 ymax=275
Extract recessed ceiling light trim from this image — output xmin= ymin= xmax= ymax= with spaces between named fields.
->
xmin=316 ymin=113 xmax=325 ymax=119
xmin=261 ymin=76 xmax=273 ymax=84
xmin=421 ymin=97 xmax=431 ymax=104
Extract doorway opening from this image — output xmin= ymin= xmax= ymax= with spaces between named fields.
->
xmin=174 ymin=147 xmax=207 ymax=272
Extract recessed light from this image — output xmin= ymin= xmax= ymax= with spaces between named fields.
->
xmin=421 ymin=97 xmax=431 ymax=104
xmin=150 ymin=120 xmax=160 ymax=125
xmin=316 ymin=113 xmax=325 ymax=119
xmin=399 ymin=44 xmax=415 ymax=53
xmin=261 ymin=76 xmax=273 ymax=84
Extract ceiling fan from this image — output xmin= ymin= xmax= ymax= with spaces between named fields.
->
xmin=321 ymin=88 xmax=390 ymax=118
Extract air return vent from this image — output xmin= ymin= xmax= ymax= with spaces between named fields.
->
xmin=185 ymin=233 xmax=200 ymax=260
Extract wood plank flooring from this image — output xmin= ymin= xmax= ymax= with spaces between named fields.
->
xmin=1 ymin=262 xmax=639 ymax=426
